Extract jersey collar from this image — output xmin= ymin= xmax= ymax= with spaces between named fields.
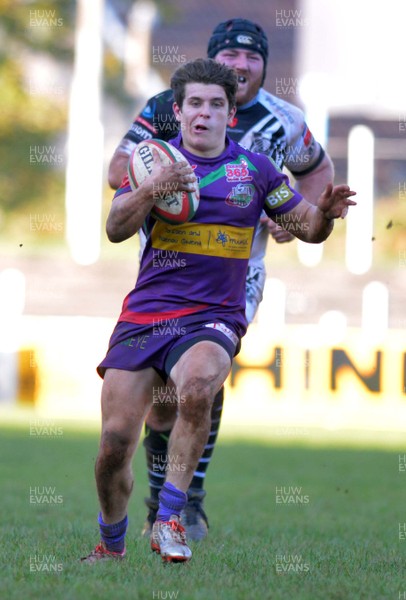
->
xmin=237 ymin=90 xmax=262 ymax=111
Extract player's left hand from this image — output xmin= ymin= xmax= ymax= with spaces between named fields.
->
xmin=260 ymin=216 xmax=295 ymax=243
xmin=318 ymin=183 xmax=357 ymax=220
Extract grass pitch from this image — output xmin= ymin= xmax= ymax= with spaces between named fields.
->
xmin=1 ymin=425 xmax=404 ymax=600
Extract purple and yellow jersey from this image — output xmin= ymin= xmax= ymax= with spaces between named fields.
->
xmin=114 ymin=135 xmax=303 ymax=338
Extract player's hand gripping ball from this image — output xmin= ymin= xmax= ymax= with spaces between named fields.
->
xmin=128 ymin=140 xmax=200 ymax=225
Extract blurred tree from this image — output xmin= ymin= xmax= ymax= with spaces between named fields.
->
xmin=0 ymin=0 xmax=182 ymax=242
xmin=0 ymin=0 xmax=75 ymax=240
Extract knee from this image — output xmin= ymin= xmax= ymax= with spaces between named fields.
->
xmin=178 ymin=376 xmax=214 ymax=424
xmin=98 ymin=429 xmax=133 ymax=470
xmin=147 ymin=389 xmax=178 ymax=428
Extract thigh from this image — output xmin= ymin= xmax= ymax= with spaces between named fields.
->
xmin=169 ymin=340 xmax=231 ymax=400
xmin=101 ymin=367 xmax=164 ymax=436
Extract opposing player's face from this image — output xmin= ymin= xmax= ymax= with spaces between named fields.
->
xmin=173 ymin=83 xmax=236 ymax=157
xmin=215 ymin=49 xmax=264 ymax=105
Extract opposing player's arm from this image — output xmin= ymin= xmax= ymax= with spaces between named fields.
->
xmin=106 ymin=152 xmax=197 ymax=243
xmin=282 ymin=108 xmax=335 ymax=206
xmin=294 ymin=151 xmax=334 ymax=205
xmin=108 ymin=138 xmax=137 ymax=190
xmin=273 ymin=184 xmax=356 ymax=244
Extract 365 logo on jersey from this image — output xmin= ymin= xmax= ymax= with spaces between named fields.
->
xmin=225 ymin=158 xmax=253 ymax=182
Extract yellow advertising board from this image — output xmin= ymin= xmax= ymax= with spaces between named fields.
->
xmin=224 ymin=323 xmax=406 ymax=434
xmin=1 ymin=317 xmax=405 ymax=436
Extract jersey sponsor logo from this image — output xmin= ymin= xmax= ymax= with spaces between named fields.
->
xmin=236 ymin=34 xmax=254 ymax=45
xmin=215 ymin=227 xmax=251 ymax=253
xmin=204 ymin=322 xmax=239 ymax=345
xmin=134 ymin=116 xmax=156 ymax=134
xmin=197 ymin=155 xmax=257 ymax=190
xmin=265 ymin=183 xmax=295 ymax=208
xmin=120 ymin=334 xmax=150 ymax=350
xmin=225 ymin=183 xmax=255 ymax=208
xmin=141 ymin=101 xmax=155 ymax=119
xmin=130 ymin=122 xmax=154 ymax=140
xmin=225 ymin=158 xmax=253 ymax=182
xmin=151 ymin=221 xmax=253 ymax=259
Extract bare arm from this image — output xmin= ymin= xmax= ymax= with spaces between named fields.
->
xmin=273 ymin=183 xmax=356 ymax=244
xmin=106 ymin=152 xmax=197 ymax=243
xmin=106 ymin=185 xmax=156 ymax=243
xmin=294 ymin=152 xmax=334 ymax=205
xmin=108 ymin=139 xmax=136 ymax=190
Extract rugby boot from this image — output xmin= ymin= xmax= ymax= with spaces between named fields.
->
xmin=151 ymin=515 xmax=192 ymax=562
xmin=80 ymin=541 xmax=126 ymax=563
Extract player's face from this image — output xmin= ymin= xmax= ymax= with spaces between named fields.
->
xmin=173 ymin=83 xmax=236 ymax=157
xmin=215 ymin=48 xmax=264 ymax=106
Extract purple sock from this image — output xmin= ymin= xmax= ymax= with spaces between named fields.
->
xmin=98 ymin=513 xmax=128 ymax=552
xmin=157 ymin=482 xmax=187 ymax=521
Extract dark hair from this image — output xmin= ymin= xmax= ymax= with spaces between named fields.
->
xmin=207 ymin=18 xmax=268 ymax=85
xmin=170 ymin=58 xmax=238 ymax=110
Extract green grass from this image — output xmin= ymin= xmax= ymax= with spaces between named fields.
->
xmin=1 ymin=426 xmax=405 ymax=600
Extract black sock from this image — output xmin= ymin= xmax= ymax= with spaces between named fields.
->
xmin=190 ymin=386 xmax=224 ymax=491
xmin=143 ymin=387 xmax=224 ymax=500
xmin=143 ymin=425 xmax=171 ymax=503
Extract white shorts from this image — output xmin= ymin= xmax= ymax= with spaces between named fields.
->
xmin=245 ymin=263 xmax=266 ymax=324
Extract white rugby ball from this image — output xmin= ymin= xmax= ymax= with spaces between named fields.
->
xmin=128 ymin=139 xmax=200 ymax=224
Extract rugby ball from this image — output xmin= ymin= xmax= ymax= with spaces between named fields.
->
xmin=128 ymin=139 xmax=200 ymax=224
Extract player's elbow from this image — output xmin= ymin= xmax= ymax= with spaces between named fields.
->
xmin=106 ymin=223 xmax=122 ymax=243
xmin=106 ymin=214 xmax=139 ymax=243
xmin=107 ymin=166 xmax=121 ymax=190
xmin=106 ymin=215 xmax=127 ymax=243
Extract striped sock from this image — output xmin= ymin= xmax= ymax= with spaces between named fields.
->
xmin=143 ymin=426 xmax=171 ymax=502
xmin=157 ymin=482 xmax=187 ymax=521
xmin=98 ymin=513 xmax=128 ymax=552
xmin=189 ymin=386 xmax=224 ymax=490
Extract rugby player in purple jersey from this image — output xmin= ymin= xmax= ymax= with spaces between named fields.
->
xmin=81 ymin=58 xmax=355 ymax=564
xmin=108 ymin=19 xmax=335 ymax=542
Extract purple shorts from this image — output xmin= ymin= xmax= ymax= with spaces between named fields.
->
xmin=97 ymin=314 xmax=241 ymax=381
